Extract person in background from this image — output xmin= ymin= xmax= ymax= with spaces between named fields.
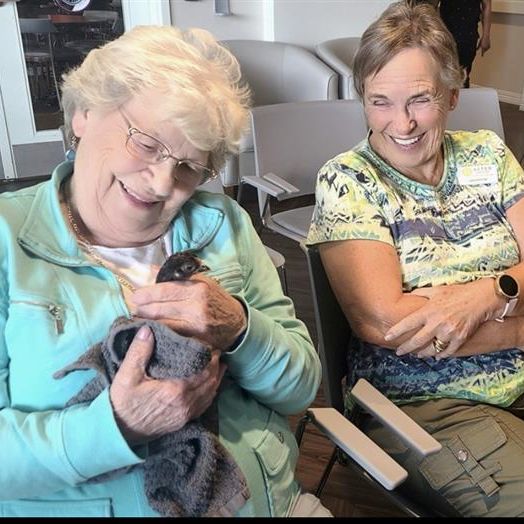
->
xmin=0 ymin=25 xmax=329 ymax=517
xmin=308 ymin=1 xmax=524 ymax=517
xmin=439 ymin=0 xmax=492 ymax=87
xmin=410 ymin=0 xmax=439 ymax=6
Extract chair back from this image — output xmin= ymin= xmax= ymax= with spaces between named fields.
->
xmin=301 ymin=242 xmax=350 ymax=413
xmin=251 ymin=99 xmax=367 ymax=218
xmin=219 ymin=39 xmax=338 ymax=187
xmin=315 ymin=37 xmax=361 ymax=99
xmin=446 ymin=87 xmax=505 ymax=140
xmin=222 ymin=39 xmax=338 ymax=106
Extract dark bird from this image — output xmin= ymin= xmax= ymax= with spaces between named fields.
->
xmin=156 ymin=251 xmax=210 ymax=283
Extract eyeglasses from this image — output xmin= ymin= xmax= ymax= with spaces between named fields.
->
xmin=123 ymin=122 xmax=217 ymax=185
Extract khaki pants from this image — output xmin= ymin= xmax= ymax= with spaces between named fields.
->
xmin=360 ymin=396 xmax=524 ymax=517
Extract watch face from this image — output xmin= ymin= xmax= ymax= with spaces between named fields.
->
xmin=499 ymin=274 xmax=519 ymax=298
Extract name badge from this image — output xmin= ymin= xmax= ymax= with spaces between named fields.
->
xmin=457 ymin=164 xmax=498 ymax=186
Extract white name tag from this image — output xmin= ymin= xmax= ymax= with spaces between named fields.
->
xmin=457 ymin=164 xmax=498 ymax=186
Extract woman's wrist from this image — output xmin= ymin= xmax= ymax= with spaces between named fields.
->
xmin=225 ymin=298 xmax=248 ymax=352
xmin=484 ymin=276 xmax=510 ymax=321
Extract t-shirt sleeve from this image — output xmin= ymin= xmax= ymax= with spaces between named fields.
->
xmin=500 ymin=139 xmax=524 ymax=210
xmin=306 ymin=151 xmax=394 ymax=246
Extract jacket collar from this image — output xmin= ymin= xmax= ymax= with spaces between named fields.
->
xmin=18 ymin=161 xmax=224 ymax=266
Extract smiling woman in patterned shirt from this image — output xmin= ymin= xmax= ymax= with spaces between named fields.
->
xmin=307 ymin=1 xmax=524 ymax=517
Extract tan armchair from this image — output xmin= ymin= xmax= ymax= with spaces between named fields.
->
xmin=219 ymin=39 xmax=338 ymax=189
xmin=314 ymin=37 xmax=361 ymax=100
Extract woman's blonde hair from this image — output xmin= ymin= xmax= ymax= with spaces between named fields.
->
xmin=353 ymin=1 xmax=464 ymax=99
xmin=61 ymin=25 xmax=251 ymax=172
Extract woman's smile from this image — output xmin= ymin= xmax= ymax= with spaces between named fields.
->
xmin=118 ymin=179 xmax=158 ymax=208
xmin=389 ymin=133 xmax=425 ymax=149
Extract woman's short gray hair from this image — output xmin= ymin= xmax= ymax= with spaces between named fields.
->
xmin=61 ymin=25 xmax=251 ymax=172
xmin=353 ymin=1 xmax=464 ymax=99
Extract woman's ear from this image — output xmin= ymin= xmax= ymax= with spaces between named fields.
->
xmin=71 ymin=109 xmax=89 ymax=138
xmin=449 ymin=88 xmax=459 ymax=110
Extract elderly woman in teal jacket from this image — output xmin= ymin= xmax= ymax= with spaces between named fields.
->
xmin=0 ymin=26 xmax=324 ymax=517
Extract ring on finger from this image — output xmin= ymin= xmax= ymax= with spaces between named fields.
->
xmin=433 ymin=337 xmax=450 ymax=354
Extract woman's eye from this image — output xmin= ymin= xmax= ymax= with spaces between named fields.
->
xmin=136 ymin=141 xmax=157 ymax=152
xmin=413 ymin=98 xmax=430 ymax=104
xmin=371 ymin=100 xmax=388 ymax=107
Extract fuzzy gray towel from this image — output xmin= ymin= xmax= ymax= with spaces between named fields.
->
xmin=54 ymin=317 xmax=250 ymax=517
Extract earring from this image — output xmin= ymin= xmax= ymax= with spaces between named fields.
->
xmin=65 ymin=135 xmax=78 ymax=161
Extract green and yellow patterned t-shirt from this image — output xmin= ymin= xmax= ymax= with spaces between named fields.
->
xmin=307 ymin=130 xmax=524 ymax=407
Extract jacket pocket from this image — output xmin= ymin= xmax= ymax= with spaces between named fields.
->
xmin=253 ymin=411 xmax=299 ymax=517
xmin=0 ymin=498 xmax=113 ymax=517
xmin=9 ymin=298 xmax=66 ymax=335
xmin=419 ymin=417 xmax=506 ymax=499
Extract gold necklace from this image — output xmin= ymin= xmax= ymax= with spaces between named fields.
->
xmin=63 ymin=181 xmax=170 ymax=293
xmin=65 ymin=201 xmax=137 ymax=292
xmin=65 ymin=199 xmax=160 ymax=293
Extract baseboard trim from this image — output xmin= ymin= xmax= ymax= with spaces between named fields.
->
xmin=496 ymin=89 xmax=523 ymax=106
xmin=471 ymin=84 xmax=523 ymax=107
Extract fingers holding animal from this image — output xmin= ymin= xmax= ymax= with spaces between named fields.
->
xmin=132 ymin=275 xmax=247 ymax=350
xmin=110 ymin=328 xmax=225 ymax=445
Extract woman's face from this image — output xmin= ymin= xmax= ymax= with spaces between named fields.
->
xmin=363 ymin=47 xmax=458 ymax=182
xmin=70 ymin=89 xmax=210 ymax=247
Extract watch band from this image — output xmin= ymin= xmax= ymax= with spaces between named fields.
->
xmin=492 ymin=274 xmax=520 ymax=323
xmin=495 ymin=299 xmax=517 ymax=323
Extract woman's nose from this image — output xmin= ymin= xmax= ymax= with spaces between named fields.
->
xmin=392 ymin=106 xmax=416 ymax=135
xmin=147 ymin=159 xmax=179 ymax=197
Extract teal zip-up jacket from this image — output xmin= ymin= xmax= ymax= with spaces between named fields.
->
xmin=0 ymin=162 xmax=321 ymax=517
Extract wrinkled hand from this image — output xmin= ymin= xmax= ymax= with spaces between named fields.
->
xmin=131 ymin=273 xmax=247 ymax=351
xmin=385 ymin=279 xmax=496 ymax=359
xmin=110 ymin=325 xmax=226 ymax=445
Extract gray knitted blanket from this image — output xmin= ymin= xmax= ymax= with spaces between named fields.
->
xmin=53 ymin=253 xmax=250 ymax=517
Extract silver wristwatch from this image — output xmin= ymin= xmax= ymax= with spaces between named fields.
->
xmin=493 ymin=273 xmax=520 ymax=322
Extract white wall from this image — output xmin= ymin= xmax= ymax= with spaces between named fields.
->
xmin=170 ymin=0 xmax=265 ymax=40
xmin=169 ymin=0 xmax=390 ymax=45
xmin=273 ymin=0 xmax=390 ymax=49
xmin=471 ymin=10 xmax=524 ymax=105
xmin=170 ymin=0 xmax=523 ymax=106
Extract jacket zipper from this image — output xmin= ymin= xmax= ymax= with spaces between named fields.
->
xmin=11 ymin=300 xmax=65 ymax=334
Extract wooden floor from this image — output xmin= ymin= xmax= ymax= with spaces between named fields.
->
xmin=240 ymin=102 xmax=524 ymax=518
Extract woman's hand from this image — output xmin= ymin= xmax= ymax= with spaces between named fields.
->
xmin=110 ymin=325 xmax=226 ymax=445
xmin=478 ymin=32 xmax=491 ymax=56
xmin=131 ymin=274 xmax=247 ymax=351
xmin=385 ymin=278 xmax=500 ymax=359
